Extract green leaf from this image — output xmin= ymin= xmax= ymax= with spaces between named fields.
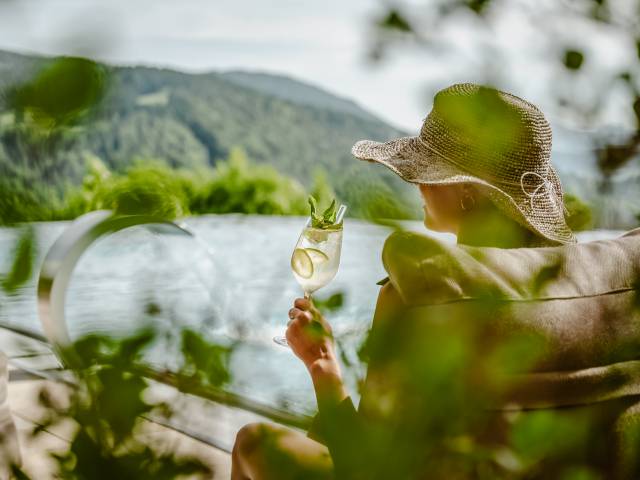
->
xmin=532 ymin=260 xmax=563 ymax=295
xmin=313 ymin=292 xmax=345 ymax=312
xmin=115 ymin=329 xmax=155 ymax=366
xmin=322 ymin=199 xmax=336 ymax=223
xmin=466 ymin=0 xmax=492 ymax=15
xmin=2 ymin=227 xmax=36 ymax=294
xmin=308 ymin=195 xmax=317 ymax=217
xmin=180 ymin=329 xmax=231 ymax=387
xmin=563 ymin=49 xmax=584 ymax=70
xmin=9 ymin=56 xmax=107 ymax=129
xmin=378 ymin=10 xmax=412 ymax=32
xmin=619 ymin=71 xmax=632 ymax=83
xmin=10 ymin=465 xmax=31 ymax=480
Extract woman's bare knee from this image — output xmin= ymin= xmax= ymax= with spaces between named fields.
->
xmin=234 ymin=423 xmax=270 ymax=460
xmin=232 ymin=422 xmax=332 ymax=480
xmin=232 ymin=422 xmax=283 ymax=479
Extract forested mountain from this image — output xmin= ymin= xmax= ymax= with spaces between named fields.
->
xmin=221 ymin=71 xmax=382 ymax=123
xmin=0 ymin=49 xmax=416 ymax=214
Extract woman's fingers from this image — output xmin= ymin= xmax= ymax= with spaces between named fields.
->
xmin=290 ymin=300 xmax=331 ymax=334
xmin=286 ymin=311 xmax=312 ymax=347
xmin=294 ymin=297 xmax=311 ymax=310
xmin=288 ymin=308 xmax=311 ymax=324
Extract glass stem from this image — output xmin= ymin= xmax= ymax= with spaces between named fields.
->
xmin=304 ymin=292 xmax=311 ymax=300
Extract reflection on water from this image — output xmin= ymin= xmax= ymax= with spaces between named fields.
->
xmin=0 ymin=215 xmax=623 ymax=413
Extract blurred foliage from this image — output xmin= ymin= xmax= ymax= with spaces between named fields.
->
xmin=531 ymin=261 xmax=564 ymax=296
xmin=309 ymin=169 xmax=337 ymax=211
xmin=377 ymin=10 xmax=412 ymax=33
xmin=0 ymin=226 xmax=35 ymax=293
xmin=12 ymin=327 xmax=233 ymax=479
xmin=0 ymin=147 xmax=424 ymax=225
xmin=8 ymin=57 xmax=106 ymax=129
xmin=312 ymin=292 xmax=345 ymax=313
xmin=436 ymin=86 xmax=523 ymax=161
xmin=563 ymin=50 xmax=585 ymax=71
xmin=564 ymin=193 xmax=594 ymax=231
xmin=178 ymin=329 xmax=231 ymax=389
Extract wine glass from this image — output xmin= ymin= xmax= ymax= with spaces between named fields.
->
xmin=273 ymin=205 xmax=346 ymax=346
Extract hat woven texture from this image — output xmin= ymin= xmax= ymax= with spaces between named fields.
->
xmin=351 ymin=83 xmax=576 ymax=244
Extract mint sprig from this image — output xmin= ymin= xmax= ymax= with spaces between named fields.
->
xmin=308 ymin=196 xmax=341 ymax=230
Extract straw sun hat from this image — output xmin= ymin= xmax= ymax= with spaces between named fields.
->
xmin=352 ymin=83 xmax=576 ymax=244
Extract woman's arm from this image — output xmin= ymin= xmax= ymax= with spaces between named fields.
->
xmin=287 ymin=297 xmax=368 ymax=478
xmin=286 ymin=284 xmax=406 ymax=477
xmin=286 ymin=283 xmax=405 ymax=412
xmin=286 ymin=297 xmax=348 ymax=412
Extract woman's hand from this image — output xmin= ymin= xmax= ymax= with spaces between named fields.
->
xmin=286 ymin=297 xmax=335 ymax=368
xmin=286 ymin=298 xmax=348 ymax=409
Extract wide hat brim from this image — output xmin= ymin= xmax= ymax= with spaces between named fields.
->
xmin=352 ymin=136 xmax=576 ymax=244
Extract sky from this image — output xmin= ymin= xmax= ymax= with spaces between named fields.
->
xmin=0 ymin=0 xmax=635 ymax=133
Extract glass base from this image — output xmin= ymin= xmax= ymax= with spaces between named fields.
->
xmin=273 ymin=335 xmax=289 ymax=347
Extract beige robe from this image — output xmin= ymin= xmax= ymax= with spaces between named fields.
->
xmin=356 ymin=228 xmax=640 ymax=478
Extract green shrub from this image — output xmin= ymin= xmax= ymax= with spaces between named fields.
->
xmin=192 ymin=147 xmax=307 ymax=215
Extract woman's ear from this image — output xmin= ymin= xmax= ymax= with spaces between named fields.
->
xmin=459 ymin=185 xmax=477 ymax=213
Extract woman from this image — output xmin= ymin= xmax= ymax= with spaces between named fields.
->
xmin=231 ymin=83 xmax=576 ymax=479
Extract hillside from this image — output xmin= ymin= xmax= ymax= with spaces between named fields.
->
xmin=221 ymin=70 xmax=382 ymax=123
xmin=0 ymin=49 xmax=416 ymax=213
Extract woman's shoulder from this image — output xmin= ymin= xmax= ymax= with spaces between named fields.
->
xmin=381 ymin=230 xmax=465 ymax=305
xmin=382 ymin=229 xmax=447 ymax=253
xmin=381 ymin=230 xmax=452 ymax=272
xmin=380 ymin=230 xmax=521 ymax=305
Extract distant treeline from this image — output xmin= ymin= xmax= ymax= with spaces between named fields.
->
xmin=0 ymin=145 xmax=594 ymax=231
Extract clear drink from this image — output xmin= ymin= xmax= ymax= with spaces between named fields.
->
xmin=273 ymin=204 xmax=346 ymax=347
xmin=291 ymin=227 xmax=343 ymax=295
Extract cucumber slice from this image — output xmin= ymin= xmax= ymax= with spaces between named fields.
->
xmin=291 ymin=248 xmax=313 ymax=279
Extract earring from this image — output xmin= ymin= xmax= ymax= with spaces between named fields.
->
xmin=460 ymin=192 xmax=476 ymax=212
